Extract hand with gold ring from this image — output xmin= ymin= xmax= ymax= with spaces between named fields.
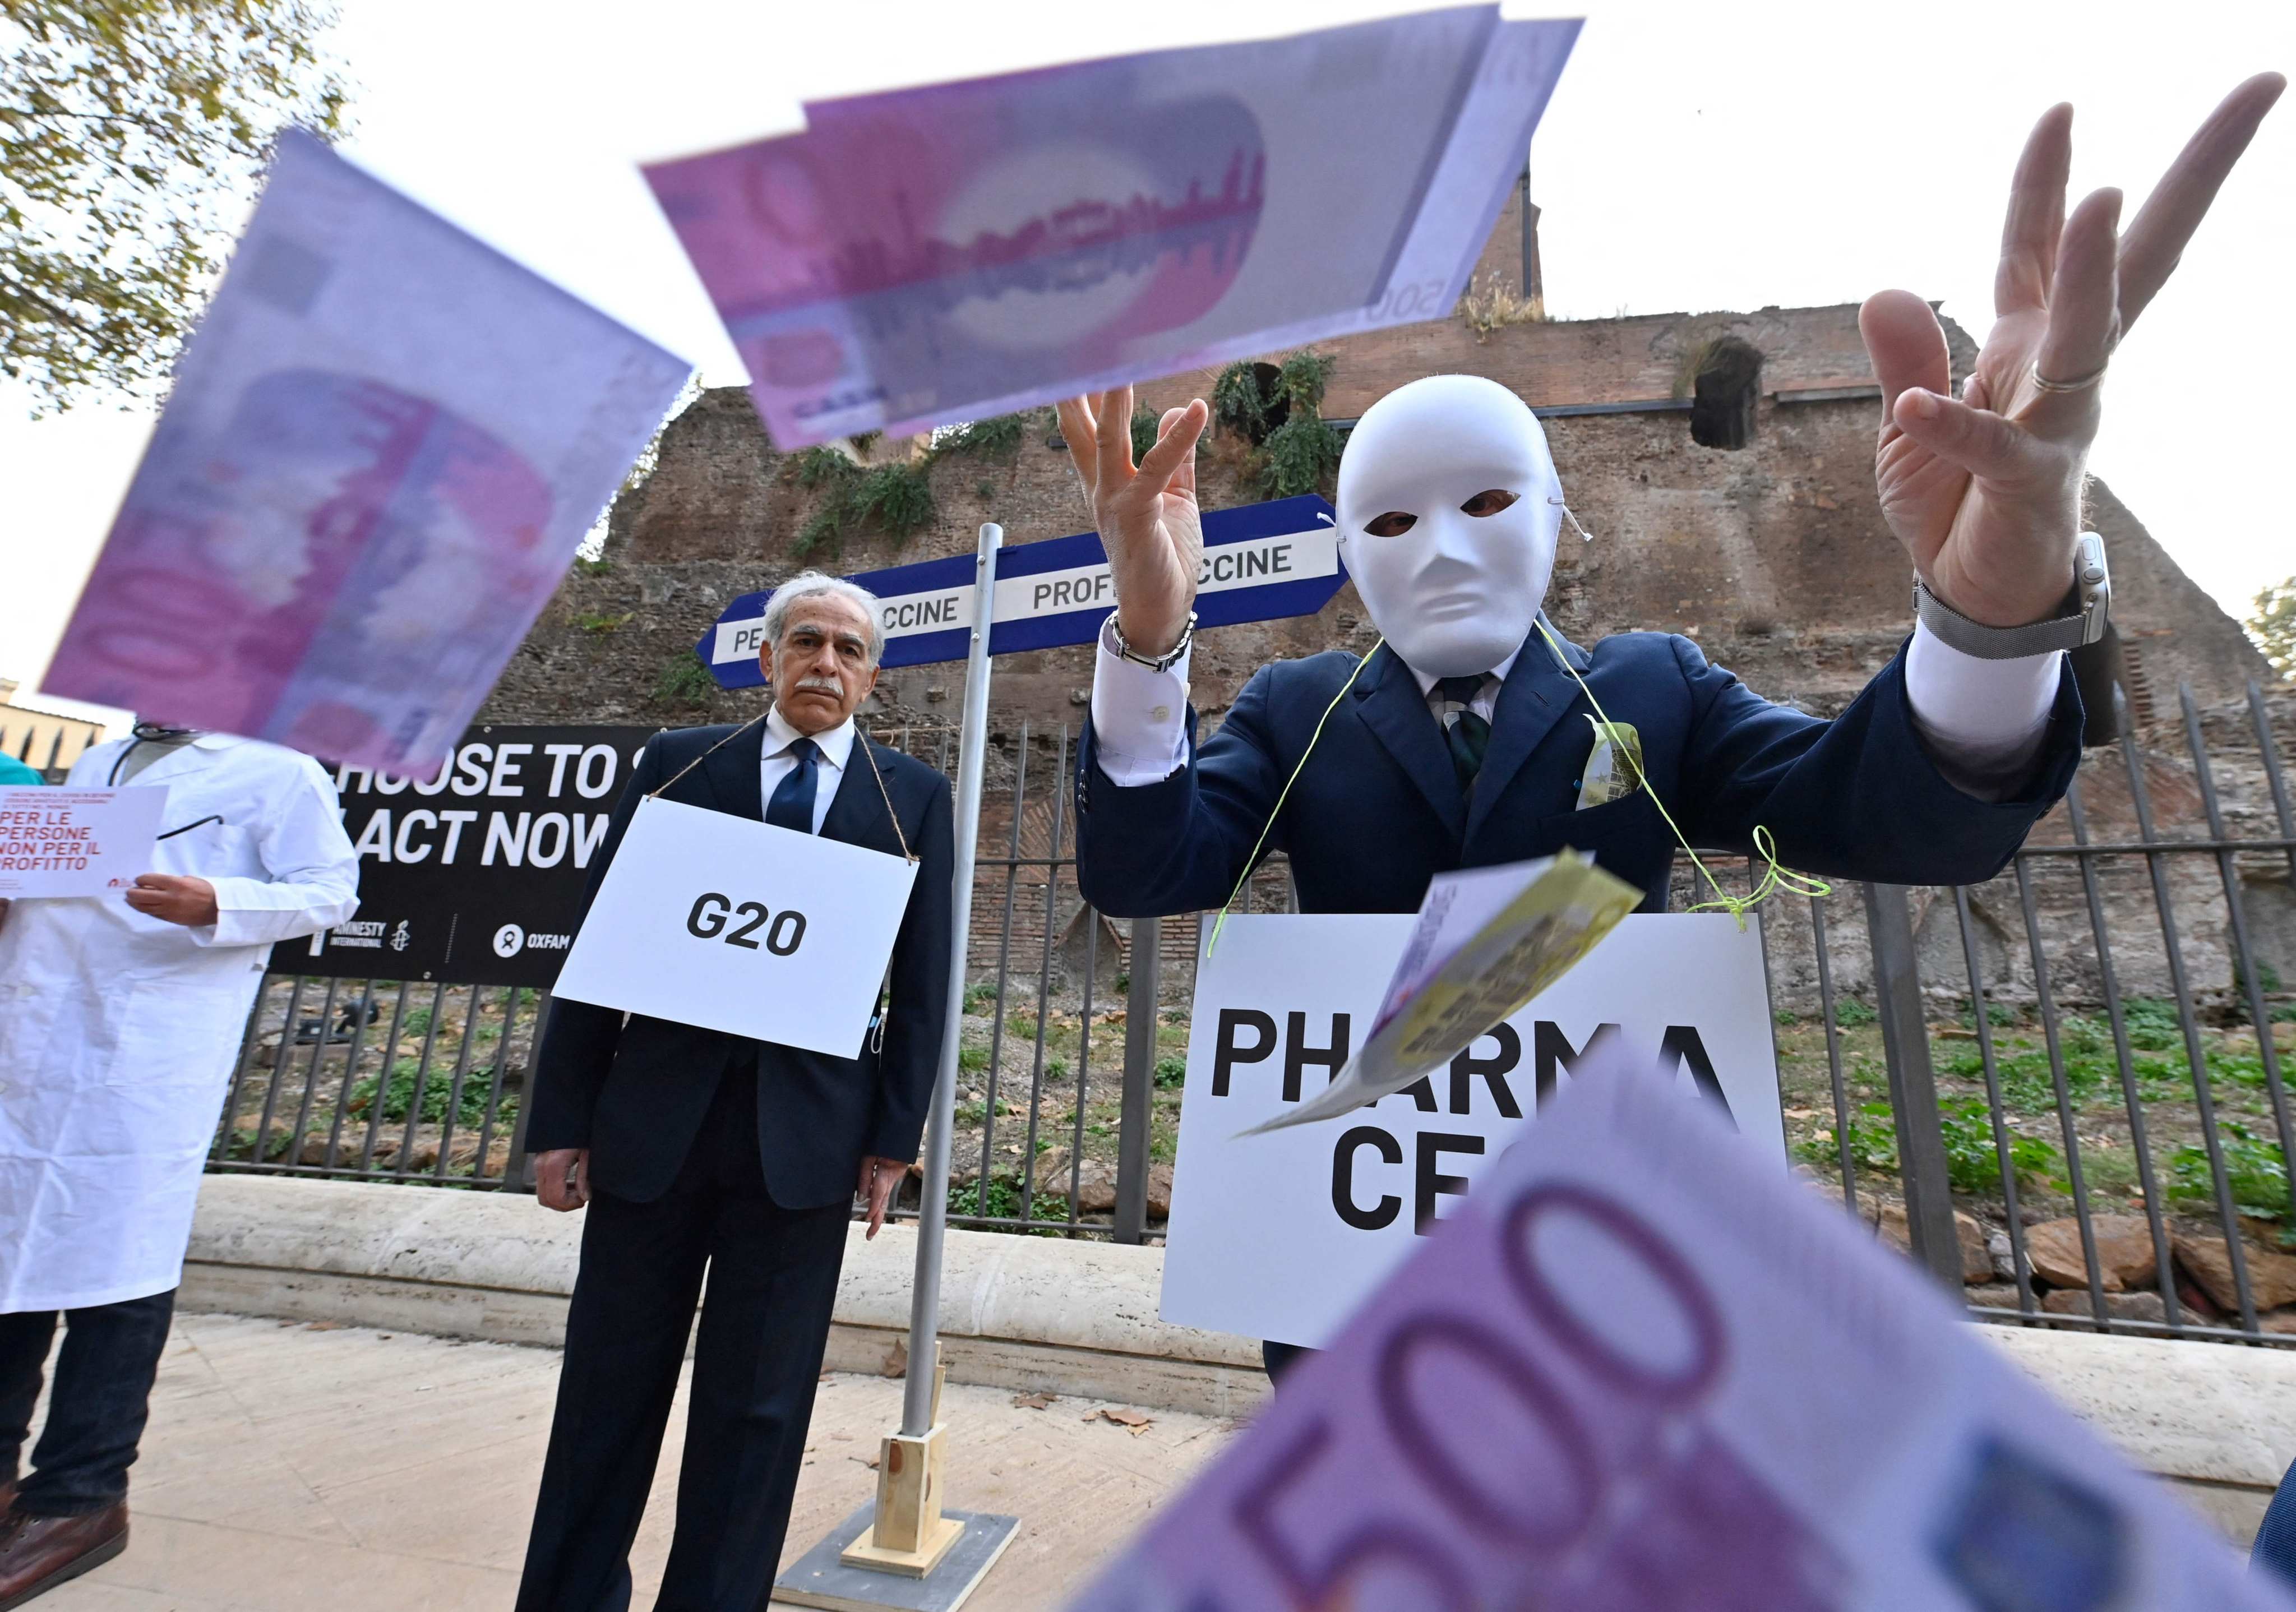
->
xmin=1857 ymin=76 xmax=2283 ymax=629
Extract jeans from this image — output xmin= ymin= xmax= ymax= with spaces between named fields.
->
xmin=0 ymin=1289 xmax=176 ymax=1517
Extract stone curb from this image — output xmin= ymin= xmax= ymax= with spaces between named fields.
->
xmin=183 ymin=1174 xmax=1271 ymax=1420
xmin=184 ymin=1175 xmax=2292 ymax=1536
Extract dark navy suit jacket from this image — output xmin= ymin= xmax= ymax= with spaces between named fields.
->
xmin=1074 ymin=621 xmax=2082 ymax=918
xmin=525 ymin=720 xmax=955 ymax=1208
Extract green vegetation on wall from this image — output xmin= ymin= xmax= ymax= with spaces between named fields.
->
xmin=1209 ymin=349 xmax=1344 ymax=500
xmin=651 ymin=651 xmax=718 ymax=710
xmin=782 ymin=408 xmax=1055 ymax=560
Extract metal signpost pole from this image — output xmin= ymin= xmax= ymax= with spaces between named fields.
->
xmin=901 ymin=524 xmax=999 ymax=1438
xmin=778 ymin=524 xmax=1019 ymax=1611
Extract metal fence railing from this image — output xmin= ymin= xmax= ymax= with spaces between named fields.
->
xmin=211 ymin=681 xmax=2296 ymax=1345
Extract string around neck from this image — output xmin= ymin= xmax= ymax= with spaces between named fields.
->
xmin=1531 ymin=618 xmax=1828 ymax=927
xmin=1201 ymin=618 xmax=1827 ymax=955
xmin=1205 ymin=638 xmax=1385 ymax=958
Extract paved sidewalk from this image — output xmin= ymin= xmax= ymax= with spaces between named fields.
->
xmin=45 ymin=1313 xmax=1236 ymax=1610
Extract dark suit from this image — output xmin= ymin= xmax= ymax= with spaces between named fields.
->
xmin=517 ymin=719 xmax=953 ymax=1612
xmin=1078 ymin=624 xmax=2081 ymax=1384
xmin=1075 ymin=622 xmax=2082 ymax=920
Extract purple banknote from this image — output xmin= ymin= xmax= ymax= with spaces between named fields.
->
xmin=645 ymin=6 xmax=1578 ymax=447
xmin=44 ymin=130 xmax=690 ymax=774
xmin=1068 ymin=1057 xmax=2290 ymax=1611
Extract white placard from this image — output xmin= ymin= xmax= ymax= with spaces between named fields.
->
xmin=1159 ymin=912 xmax=1782 ymax=1347
xmin=0 ymin=787 xmax=169 ymax=898
xmin=549 ymin=796 xmax=919 ymax=1056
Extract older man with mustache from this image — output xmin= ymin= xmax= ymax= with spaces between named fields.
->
xmin=514 ymin=572 xmax=955 ymax=1611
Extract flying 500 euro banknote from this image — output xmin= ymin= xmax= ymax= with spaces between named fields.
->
xmin=645 ymin=6 xmax=1579 ymax=447
xmin=43 ymin=130 xmax=691 ymax=775
xmin=1073 ymin=1056 xmax=2293 ymax=1612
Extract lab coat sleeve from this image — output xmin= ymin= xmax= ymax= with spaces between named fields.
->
xmin=197 ymin=754 xmax=360 ymax=948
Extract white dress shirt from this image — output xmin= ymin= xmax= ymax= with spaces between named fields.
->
xmin=1088 ymin=615 xmax=2062 ymax=802
xmin=760 ymin=705 xmax=856 ymax=833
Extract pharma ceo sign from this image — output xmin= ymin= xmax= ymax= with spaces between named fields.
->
xmin=272 ymin=725 xmax=654 ymax=987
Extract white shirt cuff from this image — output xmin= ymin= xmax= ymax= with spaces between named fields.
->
xmin=1903 ymin=620 xmax=2063 ymax=801
xmin=1089 ymin=617 xmax=1192 ymax=787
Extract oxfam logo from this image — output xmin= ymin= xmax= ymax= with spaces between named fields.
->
xmin=492 ymin=923 xmax=525 ymax=958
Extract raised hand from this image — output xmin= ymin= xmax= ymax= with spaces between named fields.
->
xmin=1859 ymin=75 xmax=2284 ymax=627
xmin=1055 ymin=386 xmax=1211 ymax=656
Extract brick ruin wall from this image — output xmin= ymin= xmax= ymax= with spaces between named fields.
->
xmin=478 ymin=295 xmax=2292 ymax=1010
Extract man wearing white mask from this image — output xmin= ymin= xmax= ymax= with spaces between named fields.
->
xmin=1060 ymin=81 xmax=2281 ymax=1379
xmin=0 ymin=724 xmax=358 ymax=1600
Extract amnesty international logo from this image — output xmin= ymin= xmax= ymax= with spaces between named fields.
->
xmin=389 ymin=921 xmax=411 ymax=952
xmin=492 ymin=923 xmax=525 ymax=958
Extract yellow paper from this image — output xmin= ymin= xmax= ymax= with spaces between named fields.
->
xmin=1242 ymin=849 xmax=1642 ymax=1135
xmin=1576 ymin=716 xmax=1644 ymax=809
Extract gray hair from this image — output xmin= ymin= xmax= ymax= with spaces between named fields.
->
xmin=761 ymin=571 xmax=884 ymax=664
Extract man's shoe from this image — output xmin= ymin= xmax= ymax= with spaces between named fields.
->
xmin=0 ymin=1503 xmax=127 ymax=1609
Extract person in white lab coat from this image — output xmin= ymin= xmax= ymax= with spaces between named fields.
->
xmin=0 ymin=725 xmax=356 ymax=1602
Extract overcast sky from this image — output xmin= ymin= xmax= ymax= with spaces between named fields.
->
xmin=3 ymin=0 xmax=2289 ymax=724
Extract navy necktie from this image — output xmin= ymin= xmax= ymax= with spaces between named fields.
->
xmin=766 ymin=737 xmax=820 ymax=833
xmin=1434 ymin=675 xmax=1492 ymax=790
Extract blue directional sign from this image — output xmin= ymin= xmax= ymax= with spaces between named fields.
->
xmin=700 ymin=495 xmax=1344 ymax=688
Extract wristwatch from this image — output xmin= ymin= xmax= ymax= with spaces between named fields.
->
xmin=1106 ymin=611 xmax=1196 ymax=673
xmin=1913 ymin=533 xmax=2110 ymax=659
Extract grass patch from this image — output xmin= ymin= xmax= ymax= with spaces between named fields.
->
xmin=1794 ymin=1100 xmax=1898 ymax=1178
xmin=951 ymin=1174 xmax=1076 ymax=1233
xmin=1794 ymin=1096 xmax=2060 ymax=1194
xmin=2120 ymin=997 xmax=2184 ymax=1052
xmin=345 ymin=1061 xmax=510 ymax=1130
xmin=1454 ymin=268 xmax=1546 ymax=341
xmin=1153 ymin=1055 xmax=1187 ymax=1089
xmin=1938 ymin=1096 xmax=2061 ymax=1193
xmin=2168 ymin=1122 xmax=2290 ymax=1220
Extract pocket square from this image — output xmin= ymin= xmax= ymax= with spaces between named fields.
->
xmin=1575 ymin=716 xmax=1644 ymax=809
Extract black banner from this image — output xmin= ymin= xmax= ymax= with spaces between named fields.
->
xmin=272 ymin=724 xmax=655 ymax=986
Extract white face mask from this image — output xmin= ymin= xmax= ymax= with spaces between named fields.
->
xmin=1336 ymin=374 xmax=1564 ymax=679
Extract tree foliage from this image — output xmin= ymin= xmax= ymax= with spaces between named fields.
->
xmin=2 ymin=0 xmax=350 ymax=410
xmin=2252 ymin=575 xmax=2296 ymax=683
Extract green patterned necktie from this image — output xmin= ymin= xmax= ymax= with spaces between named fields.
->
xmin=1435 ymin=675 xmax=1491 ymax=790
